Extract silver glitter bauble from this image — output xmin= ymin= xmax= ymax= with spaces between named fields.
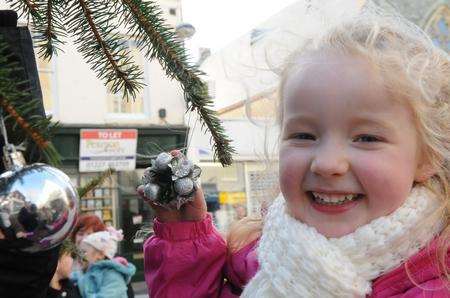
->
xmin=143 ymin=183 xmax=161 ymax=201
xmin=174 ymin=177 xmax=194 ymax=196
xmin=140 ymin=151 xmax=201 ymax=210
xmin=173 ymin=159 xmax=193 ymax=178
xmin=154 ymin=152 xmax=173 ymax=172
xmin=142 ymin=167 xmax=156 ymax=185
xmin=0 ymin=163 xmax=78 ymax=252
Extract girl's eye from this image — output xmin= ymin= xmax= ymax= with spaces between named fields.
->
xmin=290 ymin=133 xmax=316 ymax=140
xmin=354 ymin=134 xmax=381 ymax=142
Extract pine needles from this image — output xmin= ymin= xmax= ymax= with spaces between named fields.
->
xmin=77 ymin=168 xmax=116 ymax=198
xmin=116 ymin=0 xmax=234 ymax=165
xmin=0 ymin=37 xmax=61 ymax=165
xmin=6 ymin=0 xmax=235 ymax=166
xmin=33 ymin=0 xmax=67 ymax=59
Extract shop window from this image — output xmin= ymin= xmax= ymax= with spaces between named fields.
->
xmin=425 ymin=4 xmax=450 ymax=52
xmin=36 ymin=57 xmax=56 ymax=114
xmin=78 ymin=173 xmax=118 ymax=227
xmin=107 ymin=40 xmax=145 ymax=115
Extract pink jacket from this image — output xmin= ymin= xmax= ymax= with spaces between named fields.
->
xmin=144 ymin=214 xmax=449 ymax=297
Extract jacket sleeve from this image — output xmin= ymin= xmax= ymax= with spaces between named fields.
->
xmin=96 ymin=269 xmax=128 ymax=298
xmin=144 ymin=213 xmax=227 ymax=298
xmin=0 ymin=244 xmax=59 ymax=298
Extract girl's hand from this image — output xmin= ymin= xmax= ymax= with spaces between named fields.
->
xmin=137 ymin=150 xmax=207 ymax=222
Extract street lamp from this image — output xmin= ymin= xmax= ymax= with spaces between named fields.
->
xmin=175 ymin=23 xmax=196 ymax=40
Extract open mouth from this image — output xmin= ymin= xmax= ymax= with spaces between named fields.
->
xmin=307 ymin=191 xmax=364 ymax=206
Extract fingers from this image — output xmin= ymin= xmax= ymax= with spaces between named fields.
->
xmin=193 ymin=187 xmax=205 ymax=202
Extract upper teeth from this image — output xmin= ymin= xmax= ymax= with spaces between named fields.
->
xmin=312 ymin=192 xmax=358 ymax=203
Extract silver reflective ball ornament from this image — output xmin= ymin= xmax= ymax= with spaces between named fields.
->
xmin=0 ymin=163 xmax=78 ymax=252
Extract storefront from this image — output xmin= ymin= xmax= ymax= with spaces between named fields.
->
xmin=52 ymin=124 xmax=188 ymax=282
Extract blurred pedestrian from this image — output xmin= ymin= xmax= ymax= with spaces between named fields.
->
xmin=72 ymin=227 xmax=136 ymax=298
xmin=70 ymin=214 xmax=106 ymax=271
xmin=47 ymin=239 xmax=81 ymax=298
xmin=71 ymin=214 xmax=106 ymax=246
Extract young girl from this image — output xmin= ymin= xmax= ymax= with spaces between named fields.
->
xmin=140 ymin=4 xmax=450 ymax=297
xmin=72 ymin=227 xmax=136 ymax=298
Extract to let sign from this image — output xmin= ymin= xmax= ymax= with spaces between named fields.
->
xmin=79 ymin=129 xmax=138 ymax=172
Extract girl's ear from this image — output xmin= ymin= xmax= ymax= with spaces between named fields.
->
xmin=414 ymin=162 xmax=436 ymax=182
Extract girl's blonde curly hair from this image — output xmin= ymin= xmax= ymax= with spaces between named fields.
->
xmin=229 ymin=1 xmax=450 ymax=279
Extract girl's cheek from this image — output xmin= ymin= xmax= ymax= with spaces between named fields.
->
xmin=279 ymin=148 xmax=309 ymax=193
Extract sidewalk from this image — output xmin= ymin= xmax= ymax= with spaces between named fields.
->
xmin=132 ymin=281 xmax=148 ymax=298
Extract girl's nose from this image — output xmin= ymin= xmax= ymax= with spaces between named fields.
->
xmin=310 ymin=145 xmax=349 ymax=177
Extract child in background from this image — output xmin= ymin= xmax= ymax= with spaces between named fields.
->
xmin=140 ymin=2 xmax=450 ymax=297
xmin=71 ymin=214 xmax=106 ymax=246
xmin=72 ymin=227 xmax=136 ymax=298
xmin=70 ymin=214 xmax=106 ymax=272
xmin=47 ymin=239 xmax=81 ymax=298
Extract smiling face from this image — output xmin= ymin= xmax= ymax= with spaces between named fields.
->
xmin=279 ymin=52 xmax=428 ymax=237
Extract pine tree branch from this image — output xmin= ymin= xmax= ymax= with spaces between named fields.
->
xmin=77 ymin=168 xmax=115 ymax=198
xmin=0 ymin=97 xmax=47 ymax=148
xmin=0 ymin=97 xmax=61 ymax=165
xmin=67 ymin=0 xmax=144 ymax=99
xmin=0 ymin=37 xmax=61 ymax=165
xmin=7 ymin=0 xmax=41 ymax=20
xmin=117 ymin=0 xmax=235 ymax=165
xmin=33 ymin=0 xmax=66 ymax=59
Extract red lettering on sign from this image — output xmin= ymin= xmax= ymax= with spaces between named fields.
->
xmin=81 ymin=130 xmax=137 ymax=139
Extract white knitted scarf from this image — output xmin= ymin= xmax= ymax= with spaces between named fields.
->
xmin=242 ymin=187 xmax=444 ymax=298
